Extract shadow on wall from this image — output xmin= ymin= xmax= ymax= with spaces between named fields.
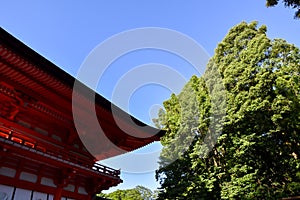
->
xmin=0 ymin=192 xmax=8 ymax=200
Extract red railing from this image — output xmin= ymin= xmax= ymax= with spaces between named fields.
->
xmin=0 ymin=126 xmax=120 ymax=178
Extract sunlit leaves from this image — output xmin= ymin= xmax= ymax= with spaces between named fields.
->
xmin=155 ymin=21 xmax=300 ymax=199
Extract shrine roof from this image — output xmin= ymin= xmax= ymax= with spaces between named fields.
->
xmin=0 ymin=27 xmax=165 ymax=160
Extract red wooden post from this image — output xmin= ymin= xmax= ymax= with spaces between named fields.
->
xmin=53 ymin=186 xmax=63 ymax=200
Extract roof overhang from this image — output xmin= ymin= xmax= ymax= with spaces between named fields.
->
xmin=0 ymin=27 xmax=165 ymax=160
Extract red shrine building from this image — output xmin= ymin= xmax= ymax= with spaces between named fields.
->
xmin=0 ymin=28 xmax=165 ymax=200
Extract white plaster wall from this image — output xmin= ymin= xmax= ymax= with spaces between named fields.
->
xmin=20 ymin=172 xmax=37 ymax=183
xmin=78 ymin=186 xmax=88 ymax=195
xmin=14 ymin=188 xmax=31 ymax=199
xmin=0 ymin=184 xmax=14 ymax=200
xmin=63 ymin=184 xmax=74 ymax=192
xmin=41 ymin=177 xmax=56 ymax=187
xmin=48 ymin=194 xmax=54 ymax=200
xmin=32 ymin=191 xmax=47 ymax=200
xmin=0 ymin=167 xmax=16 ymax=177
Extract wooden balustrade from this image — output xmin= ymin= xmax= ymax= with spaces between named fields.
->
xmin=0 ymin=126 xmax=120 ymax=178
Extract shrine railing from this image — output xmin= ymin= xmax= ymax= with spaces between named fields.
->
xmin=0 ymin=126 xmax=120 ymax=179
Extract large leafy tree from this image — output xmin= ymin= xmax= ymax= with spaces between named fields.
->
xmin=155 ymin=21 xmax=300 ymax=199
xmin=155 ymin=70 xmax=224 ymax=199
xmin=266 ymin=0 xmax=300 ymax=18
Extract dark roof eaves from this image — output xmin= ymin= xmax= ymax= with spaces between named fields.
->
xmin=0 ymin=27 xmax=166 ymax=136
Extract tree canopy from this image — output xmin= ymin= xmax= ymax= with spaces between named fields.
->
xmin=98 ymin=186 xmax=156 ymax=200
xmin=266 ymin=0 xmax=300 ymax=18
xmin=155 ymin=21 xmax=300 ymax=199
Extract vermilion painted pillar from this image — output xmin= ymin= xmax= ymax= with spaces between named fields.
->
xmin=53 ymin=186 xmax=63 ymax=200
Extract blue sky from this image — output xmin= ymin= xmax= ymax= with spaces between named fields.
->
xmin=1 ymin=0 xmax=299 ymax=193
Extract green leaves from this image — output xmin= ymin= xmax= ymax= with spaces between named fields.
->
xmin=98 ymin=186 xmax=154 ymax=200
xmin=155 ymin=21 xmax=300 ymax=199
xmin=265 ymin=0 xmax=300 ymax=18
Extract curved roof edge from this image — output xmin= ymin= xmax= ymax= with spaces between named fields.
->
xmin=0 ymin=27 xmax=165 ymax=159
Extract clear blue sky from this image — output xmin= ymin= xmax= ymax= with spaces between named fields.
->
xmin=1 ymin=0 xmax=299 ymax=193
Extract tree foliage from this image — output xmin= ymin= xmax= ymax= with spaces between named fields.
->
xmin=98 ymin=186 xmax=155 ymax=200
xmin=266 ymin=0 xmax=300 ymax=18
xmin=155 ymin=21 xmax=300 ymax=199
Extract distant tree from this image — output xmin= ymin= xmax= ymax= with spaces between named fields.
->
xmin=155 ymin=21 xmax=300 ymax=199
xmin=266 ymin=0 xmax=300 ymax=18
xmin=135 ymin=185 xmax=153 ymax=200
xmin=98 ymin=186 xmax=155 ymax=200
xmin=151 ymin=190 xmax=159 ymax=199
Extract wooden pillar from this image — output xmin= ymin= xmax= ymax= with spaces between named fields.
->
xmin=53 ymin=186 xmax=63 ymax=200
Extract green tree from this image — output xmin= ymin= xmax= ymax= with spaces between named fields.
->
xmin=155 ymin=21 xmax=300 ymax=199
xmin=135 ymin=185 xmax=153 ymax=200
xmin=98 ymin=186 xmax=154 ymax=200
xmin=265 ymin=0 xmax=300 ymax=18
